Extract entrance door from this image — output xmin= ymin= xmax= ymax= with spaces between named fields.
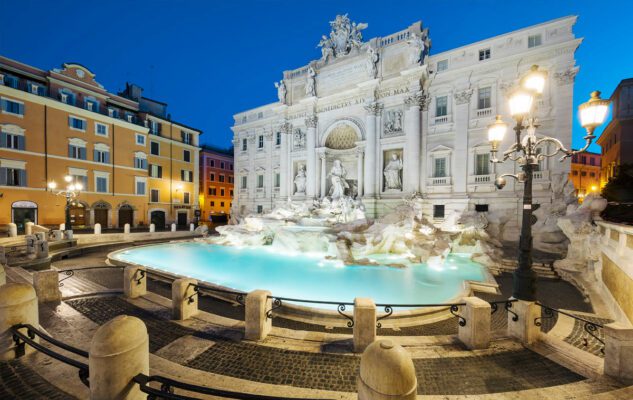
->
xmin=94 ymin=209 xmax=108 ymax=227
xmin=70 ymin=204 xmax=86 ymax=226
xmin=150 ymin=211 xmax=166 ymax=230
xmin=12 ymin=201 xmax=38 ymax=234
xmin=118 ymin=206 xmax=134 ymax=228
xmin=177 ymin=212 xmax=187 ymax=228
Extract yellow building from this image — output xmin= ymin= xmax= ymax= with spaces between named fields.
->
xmin=0 ymin=56 xmax=200 ymax=232
xmin=569 ymin=151 xmax=601 ymax=200
xmin=199 ymin=145 xmax=234 ymax=223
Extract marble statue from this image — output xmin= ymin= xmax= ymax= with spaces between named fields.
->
xmin=384 ymin=110 xmax=403 ymax=134
xmin=294 ymin=164 xmax=307 ymax=194
xmin=384 ymin=153 xmax=403 ymax=190
xmin=293 ymin=128 xmax=305 ymax=150
xmin=274 ymin=80 xmax=286 ymax=104
xmin=305 ymin=67 xmax=316 ymax=97
xmin=328 ymin=159 xmax=349 ymax=200
xmin=318 ymin=14 xmax=367 ymax=59
xmin=407 ymin=30 xmax=430 ymax=65
xmin=366 ymin=47 xmax=379 ymax=79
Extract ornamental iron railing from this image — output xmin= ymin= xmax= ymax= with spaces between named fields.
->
xmin=265 ymin=296 xmax=355 ymax=327
xmin=534 ymin=302 xmax=605 ymax=354
xmin=374 ymin=302 xmax=467 ymax=329
xmin=489 ymin=299 xmax=519 ymax=321
xmin=187 ymin=282 xmax=246 ymax=306
xmin=57 ymin=266 xmax=125 ymax=287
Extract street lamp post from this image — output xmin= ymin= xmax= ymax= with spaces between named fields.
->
xmin=48 ymin=175 xmax=83 ymax=232
xmin=488 ymin=65 xmax=610 ymax=300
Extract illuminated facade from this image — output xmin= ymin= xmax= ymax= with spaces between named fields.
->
xmin=569 ymin=151 xmax=601 ymax=199
xmin=199 ymin=145 xmax=234 ymax=221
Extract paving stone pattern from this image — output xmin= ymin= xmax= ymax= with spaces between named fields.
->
xmin=0 ymin=360 xmax=75 ymax=400
xmin=563 ymin=315 xmax=611 ymax=358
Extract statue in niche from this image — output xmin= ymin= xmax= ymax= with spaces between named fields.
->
xmin=294 ymin=165 xmax=307 ymax=194
xmin=328 ymin=159 xmax=349 ymax=200
xmin=293 ymin=128 xmax=305 ymax=150
xmin=274 ymin=80 xmax=286 ymax=104
xmin=384 ymin=110 xmax=403 ymax=134
xmin=407 ymin=29 xmax=431 ymax=65
xmin=384 ymin=153 xmax=403 ymax=190
xmin=366 ymin=47 xmax=379 ymax=79
xmin=305 ymin=67 xmax=316 ymax=97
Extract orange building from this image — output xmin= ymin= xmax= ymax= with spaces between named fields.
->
xmin=597 ymin=78 xmax=633 ymax=187
xmin=199 ymin=145 xmax=233 ymax=222
xmin=569 ymin=151 xmax=601 ymax=200
xmin=0 ymin=56 xmax=201 ymax=232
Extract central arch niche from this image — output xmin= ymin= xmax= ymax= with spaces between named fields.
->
xmin=325 ymin=124 xmax=358 ymax=150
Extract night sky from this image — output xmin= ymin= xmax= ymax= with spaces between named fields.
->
xmin=1 ymin=0 xmax=631 ymax=152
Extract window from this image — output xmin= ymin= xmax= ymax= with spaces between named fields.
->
xmin=257 ymin=174 xmax=264 ymax=188
xmin=581 ymin=171 xmax=587 ymax=177
xmin=135 ymin=134 xmax=146 ymax=146
xmin=229 ymin=163 xmax=233 ymax=170
xmin=228 ymin=176 xmax=234 ymax=183
xmin=70 ymin=175 xmax=88 ymax=191
xmin=136 ymin=180 xmax=146 ymax=195
xmin=589 ymin=158 xmax=595 ymax=166
xmin=181 ymin=131 xmax=193 ymax=145
xmin=27 ymin=82 xmax=46 ymax=96
xmin=220 ymin=188 xmax=225 ymax=196
xmin=210 ymin=201 xmax=215 ymax=207
xmin=150 ymin=189 xmax=159 ymax=203
xmin=134 ymin=156 xmax=147 ymax=169
xmin=230 ymin=189 xmax=234 ymax=197
xmin=478 ymin=48 xmax=491 ymax=61
xmin=242 ymin=138 xmax=247 ymax=151
xmin=68 ymin=144 xmax=86 ymax=160
xmin=276 ymin=132 xmax=281 ymax=146
xmin=241 ymin=116 xmax=247 ymax=123
xmin=219 ymin=175 xmax=225 ymax=183
xmin=220 ymin=201 xmax=225 ymax=207
xmin=257 ymin=112 xmax=263 ymax=119
xmin=209 ymin=159 xmax=215 ymax=167
xmin=150 ymin=141 xmax=160 ymax=156
xmin=183 ymin=192 xmax=190 ymax=204
xmin=85 ymin=99 xmax=99 ymax=112
xmin=475 ymin=204 xmax=489 ymax=212
xmin=125 ymin=113 xmax=135 ymax=123
xmin=220 ymin=161 xmax=225 ymax=169
xmin=528 ymin=34 xmax=542 ymax=48
xmin=150 ymin=164 xmax=162 ymax=178
xmin=1 ymin=98 xmax=24 ymax=116
xmin=1 ymin=132 xmax=25 ymax=150
xmin=241 ymin=176 xmax=247 ymax=189
xmin=436 ymin=59 xmax=448 ymax=72
xmin=257 ymin=205 xmax=263 ymax=214
xmin=208 ymin=187 xmax=217 ymax=195
xmin=107 ymin=108 xmax=118 ymax=118
xmin=258 ymin=135 xmax=264 ymax=148
xmin=95 ymin=123 xmax=108 ymax=136
xmin=2 ymin=167 xmax=27 ymax=187
xmin=94 ymin=149 xmax=109 ymax=164
xmin=181 ymin=170 xmax=192 ymax=182
xmin=210 ymin=173 xmax=215 ymax=181
xmin=590 ymin=172 xmax=596 ymax=177
xmin=477 ymin=87 xmax=492 ymax=109
xmin=275 ymin=173 xmax=280 ymax=187
xmin=434 ymin=157 xmax=447 ymax=177
xmin=69 ymin=116 xmax=86 ymax=131
xmin=96 ymin=176 xmax=108 ymax=193
xmin=3 ymin=75 xmax=18 ymax=88
xmin=148 ymin=120 xmax=161 ymax=135
xmin=475 ymin=153 xmax=490 ymax=175
xmin=572 ymin=170 xmax=578 ymax=176
xmin=183 ymin=150 xmax=191 ymax=162
xmin=435 ymin=96 xmax=448 ymax=117
xmin=433 ymin=204 xmax=445 ymax=219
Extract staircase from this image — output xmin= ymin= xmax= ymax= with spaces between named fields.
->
xmin=499 ymin=258 xmax=560 ymax=279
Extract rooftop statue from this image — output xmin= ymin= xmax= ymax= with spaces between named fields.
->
xmin=317 ymin=14 xmax=368 ymax=61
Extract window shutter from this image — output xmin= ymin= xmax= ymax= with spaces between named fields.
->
xmin=68 ymin=144 xmax=73 ymax=158
xmin=0 ymin=168 xmax=6 ymax=185
xmin=181 ymin=170 xmax=184 ymax=181
xmin=79 ymin=147 xmax=86 ymax=160
xmin=19 ymin=169 xmax=27 ymax=186
xmin=0 ymin=132 xmax=6 ymax=148
xmin=105 ymin=152 xmax=110 ymax=164
xmin=157 ymin=123 xmax=162 ymax=135
xmin=94 ymin=149 xmax=99 ymax=161
xmin=158 ymin=166 xmax=162 ymax=178
xmin=142 ymin=159 xmax=147 ymax=170
xmin=18 ymin=103 xmax=24 ymax=115
xmin=181 ymin=131 xmax=185 ymax=142
xmin=17 ymin=135 xmax=25 ymax=150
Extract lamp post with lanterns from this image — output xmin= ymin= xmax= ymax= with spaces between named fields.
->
xmin=487 ymin=65 xmax=610 ymax=301
xmin=48 ymin=175 xmax=83 ymax=232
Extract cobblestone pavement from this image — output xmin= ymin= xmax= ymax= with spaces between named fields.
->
xmin=0 ymin=360 xmax=75 ymax=400
xmin=563 ymin=315 xmax=611 ymax=357
xmin=65 ymin=296 xmax=587 ymax=395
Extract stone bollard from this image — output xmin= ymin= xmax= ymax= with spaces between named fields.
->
xmin=358 ymin=339 xmax=417 ymax=400
xmin=25 ymin=222 xmax=34 ymax=236
xmin=64 ymin=230 xmax=73 ymax=240
xmin=59 ymin=223 xmax=65 ymax=231
xmin=25 ymin=235 xmax=37 ymax=256
xmin=149 ymin=223 xmax=155 ymax=233
xmin=458 ymin=297 xmax=491 ymax=350
xmin=171 ymin=278 xmax=198 ymax=320
xmin=190 ymin=223 xmax=194 ymax=232
xmin=124 ymin=223 xmax=131 ymax=234
xmin=245 ymin=290 xmax=272 ymax=341
xmin=123 ymin=266 xmax=147 ymax=299
xmin=8 ymin=223 xmax=17 ymax=237
xmin=0 ymin=265 xmax=5 ymax=286
xmin=507 ymin=300 xmax=540 ymax=345
xmin=0 ymin=283 xmax=39 ymax=360
xmin=35 ymin=240 xmax=49 ymax=259
xmin=171 ymin=223 xmax=176 ymax=232
xmin=604 ymin=322 xmax=633 ymax=384
xmin=94 ymin=223 xmax=101 ymax=235
xmin=51 ymin=230 xmax=63 ymax=241
xmin=33 ymin=270 xmax=61 ymax=303
xmin=34 ymin=232 xmax=46 ymax=242
xmin=89 ymin=315 xmax=149 ymax=400
xmin=354 ymin=298 xmax=376 ymax=353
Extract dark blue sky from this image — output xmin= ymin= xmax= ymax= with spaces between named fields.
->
xmin=1 ymin=0 xmax=631 ymax=152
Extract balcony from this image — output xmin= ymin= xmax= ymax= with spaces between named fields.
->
xmin=256 ymin=187 xmax=266 ymax=198
xmin=469 ymin=173 xmax=495 ymax=184
xmin=475 ymin=108 xmax=493 ymax=118
xmin=428 ymin=176 xmax=452 ymax=186
xmin=434 ymin=115 xmax=449 ymax=124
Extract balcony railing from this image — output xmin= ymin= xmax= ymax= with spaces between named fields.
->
xmin=476 ymin=108 xmax=493 ymax=118
xmin=469 ymin=174 xmax=495 ymax=184
xmin=434 ymin=115 xmax=449 ymax=124
xmin=533 ymin=170 xmax=549 ymax=181
xmin=428 ymin=176 xmax=452 ymax=186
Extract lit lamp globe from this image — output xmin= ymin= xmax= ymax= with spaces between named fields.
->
xmin=47 ymin=181 xmax=57 ymax=190
xmin=487 ymin=115 xmax=507 ymax=150
xmin=74 ymin=183 xmax=83 ymax=191
xmin=521 ymin=65 xmax=548 ymax=95
xmin=64 ymin=175 xmax=73 ymax=183
xmin=68 ymin=184 xmax=76 ymax=191
xmin=579 ymin=91 xmax=610 ymax=135
xmin=508 ymin=88 xmax=535 ymax=120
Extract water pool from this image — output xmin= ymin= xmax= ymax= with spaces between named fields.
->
xmin=111 ymin=242 xmax=486 ymax=309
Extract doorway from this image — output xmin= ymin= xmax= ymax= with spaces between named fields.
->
xmin=69 ymin=203 xmax=86 ymax=227
xmin=92 ymin=201 xmax=110 ymax=228
xmin=150 ymin=210 xmax=166 ymax=230
xmin=12 ymin=201 xmax=37 ymax=234
xmin=177 ymin=212 xmax=187 ymax=228
xmin=118 ymin=204 xmax=134 ymax=228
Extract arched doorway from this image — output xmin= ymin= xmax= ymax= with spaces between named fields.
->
xmin=150 ymin=210 xmax=166 ymax=230
xmin=92 ymin=201 xmax=111 ymax=227
xmin=11 ymin=201 xmax=37 ymax=234
xmin=69 ymin=202 xmax=87 ymax=227
xmin=118 ymin=204 xmax=134 ymax=228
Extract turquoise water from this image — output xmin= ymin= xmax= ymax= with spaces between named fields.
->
xmin=112 ymin=242 xmax=486 ymax=309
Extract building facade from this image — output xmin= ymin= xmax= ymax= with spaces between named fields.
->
xmin=232 ymin=15 xmax=581 ymax=223
xmin=199 ymin=145 xmax=234 ymax=221
xmin=597 ymin=78 xmax=633 ymax=187
xmin=0 ymin=56 xmax=201 ymax=231
xmin=570 ymin=151 xmax=601 ymax=199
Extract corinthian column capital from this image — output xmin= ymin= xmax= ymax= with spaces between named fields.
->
xmin=364 ymin=101 xmax=383 ymax=116
xmin=305 ymin=115 xmax=318 ymax=128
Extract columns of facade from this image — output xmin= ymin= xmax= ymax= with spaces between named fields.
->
xmin=278 ymin=122 xmax=290 ymax=199
xmin=305 ymin=116 xmax=318 ymax=198
xmin=551 ymin=68 xmax=578 ymax=177
xmin=356 ymin=148 xmax=364 ymax=197
xmin=420 ymin=95 xmax=430 ymax=192
xmin=320 ymin=152 xmax=327 ymax=198
xmin=453 ymin=89 xmax=473 ymax=194
xmin=404 ymin=92 xmax=423 ymax=194
xmin=363 ymin=102 xmax=382 ymax=197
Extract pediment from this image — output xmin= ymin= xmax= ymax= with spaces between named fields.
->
xmin=54 ymin=63 xmax=105 ymax=89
